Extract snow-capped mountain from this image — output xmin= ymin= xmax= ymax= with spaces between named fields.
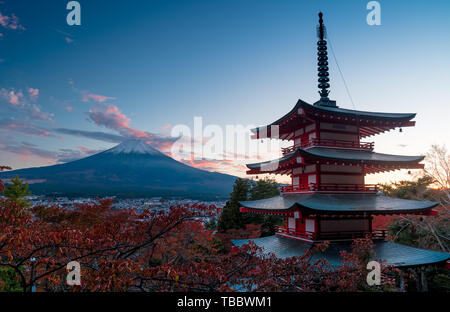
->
xmin=0 ymin=140 xmax=237 ymax=199
xmin=105 ymin=139 xmax=163 ymax=155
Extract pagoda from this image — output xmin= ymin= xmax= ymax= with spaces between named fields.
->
xmin=233 ymin=13 xmax=450 ymax=270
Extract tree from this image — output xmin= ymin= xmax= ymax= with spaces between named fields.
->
xmin=0 ymin=166 xmax=12 ymax=193
xmin=249 ymin=177 xmax=280 ymax=200
xmin=0 ymin=194 xmax=399 ymax=292
xmin=217 ymin=178 xmax=249 ymax=231
xmin=218 ymin=177 xmax=284 ymax=234
xmin=379 ymin=145 xmax=450 ymax=291
xmin=244 ymin=177 xmax=283 ymax=236
xmin=0 ymin=163 xmax=402 ymax=292
xmin=2 ymin=176 xmax=31 ymax=208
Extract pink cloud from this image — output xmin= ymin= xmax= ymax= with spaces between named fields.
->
xmin=28 ymin=88 xmax=39 ymax=100
xmin=65 ymin=105 xmax=74 ymax=112
xmin=86 ymin=103 xmax=177 ymax=150
xmin=1 ymin=88 xmax=24 ymax=106
xmin=29 ymin=103 xmax=54 ymax=122
xmin=178 ymin=157 xmax=247 ymax=176
xmin=82 ymin=93 xmax=116 ymax=103
xmin=1 ymin=87 xmax=53 ymax=122
xmin=65 ymin=37 xmax=74 ymax=43
xmin=0 ymin=12 xmax=25 ymax=31
xmin=0 ymin=118 xmax=53 ymax=137
xmin=77 ymin=146 xmax=91 ymax=153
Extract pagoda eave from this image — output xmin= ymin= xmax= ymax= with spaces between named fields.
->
xmin=251 ymin=100 xmax=417 ymax=140
xmin=239 ymin=194 xmax=439 ymax=215
xmin=246 ymin=147 xmax=425 ymax=175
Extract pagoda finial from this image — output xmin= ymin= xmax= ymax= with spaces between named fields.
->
xmin=316 ymin=12 xmax=334 ymax=106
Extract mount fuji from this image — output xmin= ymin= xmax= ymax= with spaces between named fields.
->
xmin=0 ymin=140 xmax=237 ymax=199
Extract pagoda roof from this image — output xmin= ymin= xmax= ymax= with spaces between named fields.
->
xmin=246 ymin=147 xmax=424 ymax=174
xmin=272 ymin=100 xmax=415 ymax=126
xmin=252 ymin=99 xmax=416 ymax=139
xmin=239 ymin=193 xmax=438 ymax=215
xmin=232 ymin=235 xmax=450 ymax=267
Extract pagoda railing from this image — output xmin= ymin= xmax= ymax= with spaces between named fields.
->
xmin=315 ymin=229 xmax=387 ymax=240
xmin=281 ymin=139 xmax=374 ymax=155
xmin=280 ymin=183 xmax=378 ymax=194
xmin=275 ymin=226 xmax=316 ymax=240
xmin=275 ymin=226 xmax=387 ymax=241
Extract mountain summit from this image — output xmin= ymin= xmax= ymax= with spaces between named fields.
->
xmin=1 ymin=140 xmax=237 ymax=199
xmin=105 ymin=139 xmax=163 ymax=156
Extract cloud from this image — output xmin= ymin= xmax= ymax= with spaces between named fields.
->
xmin=0 ymin=12 xmax=25 ymax=31
xmin=28 ymin=88 xmax=39 ymax=100
xmin=56 ymin=147 xmax=102 ymax=163
xmin=65 ymin=37 xmax=74 ymax=44
xmin=1 ymin=87 xmax=53 ymax=122
xmin=86 ymin=103 xmax=178 ymax=151
xmin=0 ymin=118 xmax=54 ymax=137
xmin=82 ymin=93 xmax=116 ymax=103
xmin=65 ymin=105 xmax=73 ymax=112
xmin=53 ymin=128 xmax=125 ymax=143
xmin=0 ymin=141 xmax=54 ymax=161
xmin=0 ymin=140 xmax=102 ymax=164
xmin=1 ymin=88 xmax=24 ymax=106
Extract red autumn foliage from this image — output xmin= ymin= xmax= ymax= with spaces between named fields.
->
xmin=372 ymin=215 xmax=398 ymax=230
xmin=215 ymin=223 xmax=262 ymax=251
xmin=0 ymin=196 xmax=401 ymax=292
xmin=0 ymin=161 xmax=399 ymax=292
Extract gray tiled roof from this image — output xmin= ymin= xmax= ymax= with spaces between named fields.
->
xmin=246 ymin=147 xmax=424 ymax=170
xmin=239 ymin=194 xmax=438 ymax=214
xmin=232 ymin=235 xmax=450 ymax=267
xmin=252 ymin=99 xmax=416 ymax=132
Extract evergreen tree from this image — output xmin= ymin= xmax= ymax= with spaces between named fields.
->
xmin=249 ymin=177 xmax=280 ymax=200
xmin=218 ymin=177 xmax=284 ymax=235
xmin=218 ymin=178 xmax=249 ymax=231
xmin=2 ymin=176 xmax=31 ymax=208
xmin=245 ymin=177 xmax=283 ymax=236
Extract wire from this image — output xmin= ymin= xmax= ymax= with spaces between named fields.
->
xmin=327 ymin=33 xmax=357 ymax=110
xmin=326 ymin=31 xmax=362 ymax=141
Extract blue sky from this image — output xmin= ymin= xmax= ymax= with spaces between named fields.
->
xmin=1 ymin=0 xmax=449 ymax=183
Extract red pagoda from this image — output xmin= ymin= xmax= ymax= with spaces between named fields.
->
xmin=233 ymin=13 xmax=450 ymax=270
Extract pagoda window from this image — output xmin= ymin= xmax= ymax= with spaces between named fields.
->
xmin=308 ymin=174 xmax=317 ymax=185
xmin=320 ymin=174 xmax=364 ymax=185
xmin=288 ymin=217 xmax=296 ymax=231
xmin=321 ymin=164 xmax=363 ymax=173
xmin=305 ymin=218 xmax=315 ymax=233
xmin=308 ymin=132 xmax=317 ymax=142
xmin=319 ymin=132 xmax=359 ymax=142
xmin=320 ymin=122 xmax=358 ymax=133
xmin=319 ymin=218 xmax=369 ymax=233
xmin=305 ymin=124 xmax=316 ymax=133
xmin=292 ymin=176 xmax=300 ymax=186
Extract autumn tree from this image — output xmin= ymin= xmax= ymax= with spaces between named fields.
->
xmin=380 ymin=145 xmax=450 ymax=291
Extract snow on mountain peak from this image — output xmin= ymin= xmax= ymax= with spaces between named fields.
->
xmin=106 ymin=139 xmax=163 ymax=155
